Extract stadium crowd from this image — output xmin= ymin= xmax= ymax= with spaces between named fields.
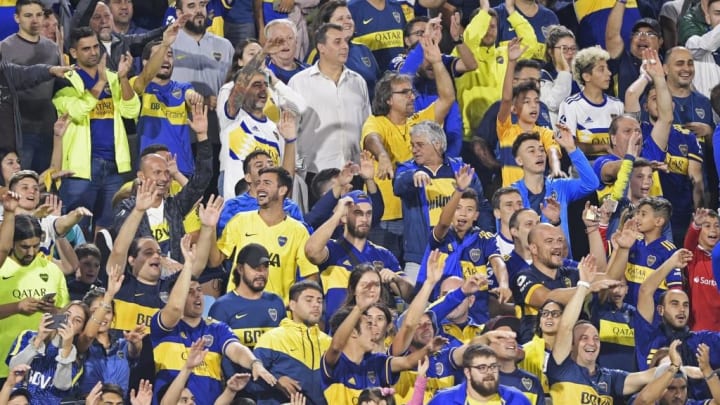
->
xmin=3 ymin=0 xmax=720 ymax=403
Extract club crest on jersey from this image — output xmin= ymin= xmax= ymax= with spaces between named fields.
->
xmin=268 ymin=308 xmax=278 ymax=322
xmin=172 ymin=88 xmax=183 ymax=99
xmin=598 ymin=381 xmax=608 ymax=392
xmin=647 ymin=255 xmax=656 ymax=266
xmin=213 ymin=52 xmax=222 ymax=62
xmin=469 ymin=248 xmax=482 ymax=263
xmin=549 ymin=190 xmax=558 ymax=200
xmin=679 ymin=144 xmax=688 ymax=156
xmin=278 ymin=236 xmax=287 ymax=247
xmin=563 ymin=277 xmax=571 ymax=287
xmin=160 ymin=291 xmax=169 ymax=303
xmin=435 ymin=362 xmax=444 ymax=376
xmin=496 ymin=56 xmax=504 ymax=64
xmin=522 ymin=377 xmax=533 ymax=390
xmin=696 ymin=108 xmax=706 ymax=120
xmin=39 ymin=273 xmax=48 ymax=282
xmin=392 ymin=11 xmax=401 ymax=23
xmin=202 ymin=334 xmax=214 ymax=347
xmin=367 ymin=370 xmax=377 ymax=384
xmin=362 ymin=57 xmax=372 ymax=67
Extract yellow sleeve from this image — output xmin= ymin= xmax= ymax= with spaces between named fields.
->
xmin=361 ymin=115 xmax=384 ymax=148
xmin=295 ymin=230 xmax=319 ymax=278
xmin=539 ymin=127 xmax=561 ymax=156
xmin=217 ymin=218 xmax=240 ymax=258
xmin=497 ymin=115 xmax=512 ymax=141
xmin=463 ymin=10 xmax=491 ymax=50
xmin=610 ymin=158 xmax=634 ymax=201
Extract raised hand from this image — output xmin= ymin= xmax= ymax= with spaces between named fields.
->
xmin=359 ymin=151 xmax=375 ymax=180
xmin=450 ymin=12 xmax=463 ymax=42
xmin=413 ymin=170 xmax=432 ymax=188
xmin=356 ymin=280 xmax=379 ymax=310
xmin=614 ymin=218 xmax=640 ymax=249
xmin=85 ymin=381 xmax=103 ymax=405
xmin=34 ymin=193 xmax=62 ymax=218
xmin=129 ymin=379 xmax=153 ymax=405
xmin=2 ymin=191 xmax=20 ymax=214
xmin=554 ymin=123 xmax=577 ymax=152
xmin=278 ymin=109 xmax=298 ymax=141
xmin=425 ymin=249 xmax=445 ymax=285
xmin=134 ymin=178 xmax=156 ymax=212
xmin=263 ymin=36 xmax=286 ymax=55
xmin=226 ymin=373 xmax=252 ymax=393
xmin=541 ymin=197 xmax=561 ymax=225
xmin=642 ymin=48 xmax=664 ymax=81
xmin=693 ymin=207 xmax=711 ymax=227
xmin=166 ymin=153 xmax=180 ymax=178
xmin=53 ymin=113 xmax=70 ymax=138
xmin=582 ymin=201 xmax=600 ymax=228
xmin=187 ymin=103 xmax=209 ymax=135
xmin=162 ymin=14 xmax=186 ymax=46
xmin=420 ymin=35 xmax=442 ymax=65
xmin=333 ymin=196 xmax=354 ymax=219
xmin=184 ymin=338 xmax=209 ymax=370
xmin=553 ymin=46 xmax=569 ymax=72
xmin=180 ymin=233 xmax=196 ymax=265
xmin=427 ymin=335 xmax=449 ymax=353
xmin=57 ymin=322 xmax=75 ymax=349
xmin=7 ymin=364 xmax=30 ymax=385
xmin=337 ymin=162 xmax=356 ymax=187
xmin=578 ymin=254 xmax=597 ymax=284
xmin=106 ymin=264 xmax=125 ymax=297
xmin=461 ymin=274 xmax=488 ymax=295
xmin=507 ymin=37 xmax=527 ymax=62
xmin=668 ymin=248 xmax=693 ymax=269
xmin=668 ymin=339 xmax=682 ymax=368
xmin=123 ymin=324 xmax=148 ymax=347
xmin=455 ymin=164 xmax=474 ymax=191
xmin=97 ymin=53 xmax=108 ymax=83
xmin=198 ymin=195 xmax=224 ymax=228
xmin=697 ymin=343 xmax=712 ymax=376
xmin=417 ymin=356 xmax=430 ymax=378
xmin=117 ymin=52 xmax=133 ymax=79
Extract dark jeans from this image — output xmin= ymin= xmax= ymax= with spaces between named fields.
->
xmin=60 ymin=158 xmax=123 ymax=236
xmin=21 ymin=133 xmax=53 ymax=174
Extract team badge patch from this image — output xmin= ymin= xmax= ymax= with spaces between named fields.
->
xmin=435 ymin=362 xmax=444 ymax=376
xmin=278 ymin=236 xmax=287 ymax=247
xmin=362 ymin=57 xmax=372 ymax=67
xmin=213 ymin=52 xmax=222 ymax=62
xmin=392 ymin=11 xmax=401 ymax=23
xmin=202 ymin=334 xmax=214 ymax=347
xmin=172 ymin=88 xmax=183 ymax=99
xmin=563 ymin=277 xmax=571 ymax=287
xmin=647 ymin=255 xmax=656 ymax=266
xmin=679 ymin=144 xmax=688 ymax=156
xmin=696 ymin=107 xmax=706 ymax=120
xmin=39 ymin=273 xmax=48 ymax=282
xmin=469 ymin=248 xmax=482 ymax=263
xmin=522 ymin=377 xmax=533 ymax=390
xmin=269 ymin=308 xmax=278 ymax=322
xmin=367 ymin=370 xmax=377 ymax=384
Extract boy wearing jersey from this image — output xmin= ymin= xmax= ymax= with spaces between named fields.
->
xmin=134 ymin=16 xmax=203 ymax=178
xmin=152 ymin=233 xmax=276 ymax=405
xmin=589 ymin=279 xmax=638 ymax=372
xmin=209 ymin=243 xmax=286 ymax=379
xmin=684 ymin=209 xmax=720 ymax=331
xmin=558 ymin=47 xmax=624 ymax=160
xmin=606 ymin=197 xmax=683 ymax=307
xmin=548 ymin=256 xmax=673 ymax=405
xmin=210 ymin=167 xmax=319 ymax=302
xmin=348 ymin=0 xmax=405 ymax=70
xmin=0 ymin=203 xmax=69 ymax=380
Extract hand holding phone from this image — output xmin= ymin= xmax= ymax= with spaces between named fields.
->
xmin=48 ymin=314 xmax=68 ymax=330
xmin=41 ymin=293 xmax=56 ymax=302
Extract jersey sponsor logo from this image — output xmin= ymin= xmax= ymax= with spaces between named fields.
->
xmin=135 ymin=313 xmax=154 ymax=327
xmin=235 ymin=313 xmax=248 ymax=320
xmin=268 ymin=253 xmax=281 ymax=267
xmin=580 ymin=391 xmax=612 ymax=405
xmin=11 ymin=288 xmax=48 ymax=300
xmin=693 ymin=276 xmax=717 ymax=287
xmin=362 ymin=17 xmax=373 ymax=24
xmin=28 ymin=369 xmax=53 ymax=389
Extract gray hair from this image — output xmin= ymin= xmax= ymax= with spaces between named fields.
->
xmin=410 ymin=120 xmax=447 ymax=153
xmin=265 ymin=19 xmax=297 ymax=39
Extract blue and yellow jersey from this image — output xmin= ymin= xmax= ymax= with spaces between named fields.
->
xmin=163 ymin=1 xmax=225 ymax=37
xmin=254 ymin=318 xmax=332 ymax=405
xmin=424 ymin=228 xmax=501 ymax=324
xmin=589 ymin=296 xmax=638 ymax=372
xmin=266 ymin=57 xmax=308 ymax=84
xmin=6 ymin=331 xmax=83 ymax=404
xmin=111 ymin=273 xmax=176 ymax=333
xmin=497 ymin=115 xmax=559 ymax=186
xmin=360 ymin=104 xmax=435 ymax=221
xmin=135 ymin=80 xmax=195 ymax=176
xmin=494 ymin=4 xmax=559 ymax=61
xmin=519 ymin=334 xmax=550 ymax=393
xmin=78 ymin=69 xmax=116 ymax=161
xmin=219 ymin=211 xmax=319 ymax=303
xmin=514 ymin=266 xmax=578 ymax=341
xmin=394 ymin=345 xmax=461 ymax=404
xmin=547 ymin=356 xmax=628 ymax=405
xmin=0 ymin=0 xmax=17 ymax=41
xmin=319 ymin=238 xmax=400 ymax=327
xmin=348 ymin=0 xmax=406 ymax=70
xmin=261 ymin=0 xmax=288 ymax=24
xmin=428 ymin=381 xmax=531 ymax=405
xmin=321 ymin=351 xmax=398 ymax=404
xmin=500 ymin=368 xmax=545 ymax=405
xmin=151 ymin=312 xmax=238 ymax=405
xmin=625 ymin=237 xmax=681 ymax=307
xmin=642 ymin=123 xmax=702 ymax=218
xmin=0 ymin=254 xmax=69 ymax=378
xmin=670 ymin=93 xmax=714 ymax=143
xmin=574 ymin=0 xmax=639 ymax=49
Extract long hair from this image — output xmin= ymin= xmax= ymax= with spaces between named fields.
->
xmin=372 ymin=73 xmax=412 ymax=116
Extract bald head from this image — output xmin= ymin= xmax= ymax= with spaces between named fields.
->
xmin=440 ymin=276 xmax=464 ymax=294
xmin=528 ymin=222 xmax=561 ymax=246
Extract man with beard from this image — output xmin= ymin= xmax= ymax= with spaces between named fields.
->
xmin=428 ymin=344 xmax=530 ymax=404
xmin=305 ymin=190 xmax=407 ymax=326
xmin=171 ymin=0 xmax=233 ymax=153
xmin=211 ymin=167 xmax=319 ymax=303
xmin=208 ymin=243 xmax=286 ymax=383
xmin=0 ymin=0 xmax=62 ymax=173
xmin=53 ymin=26 xmax=139 ymax=236
xmin=254 ymin=281 xmax=331 ymax=404
xmin=133 ymin=16 xmax=203 ymax=178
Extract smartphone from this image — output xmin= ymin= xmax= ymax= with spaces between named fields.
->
xmin=585 ymin=209 xmax=598 ymax=222
xmin=48 ymin=314 xmax=68 ymax=330
xmin=41 ymin=293 xmax=56 ymax=302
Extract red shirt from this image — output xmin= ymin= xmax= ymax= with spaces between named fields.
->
xmin=684 ymin=224 xmax=720 ymax=331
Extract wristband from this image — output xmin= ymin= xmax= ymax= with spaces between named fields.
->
xmin=455 ymin=186 xmax=466 ymax=193
xmin=250 ymin=359 xmax=262 ymax=368
xmin=577 ymin=281 xmax=591 ymax=289
xmin=706 ymin=370 xmax=718 ymax=380
xmin=285 ymin=138 xmax=297 ymax=144
xmin=453 ymin=35 xmax=463 ymax=45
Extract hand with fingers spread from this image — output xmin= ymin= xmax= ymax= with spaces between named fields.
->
xmin=337 ymin=162 xmax=356 ymax=188
xmin=413 ymin=170 xmax=432 ymax=188
xmin=507 ymin=37 xmax=527 ymax=62
xmin=359 ymin=151 xmax=376 ymax=180
xmin=226 ymin=373 xmax=252 ymax=393
xmin=166 ymin=153 xmax=180 ymax=178
xmin=117 ymin=52 xmax=133 ymax=79
xmin=693 ymin=207 xmax=712 ymax=227
xmin=578 ymin=254 xmax=597 ymax=284
xmin=34 ymin=193 xmax=62 ymax=218
xmin=454 ymin=164 xmax=474 ymax=191
xmin=123 ymin=324 xmax=148 ymax=347
xmin=2 ymin=190 xmax=20 ymax=214
xmin=185 ymin=338 xmax=209 ymax=370
xmin=162 ymin=14 xmax=187 ymax=47
xmin=106 ymin=264 xmax=125 ymax=298
xmin=425 ymin=249 xmax=445 ymax=285
xmin=642 ymin=49 xmax=664 ymax=81
xmin=85 ymin=381 xmax=103 ymax=405
xmin=667 ymin=248 xmax=693 ymax=270
xmin=541 ymin=197 xmax=561 ymax=225
xmin=614 ymin=218 xmax=640 ymax=249
xmin=134 ymin=178 xmax=156 ymax=212
xmin=420 ymin=35 xmax=442 ymax=65
xmin=277 ymin=375 xmax=302 ymax=397
xmin=554 ymin=123 xmax=577 ymax=152
xmin=188 ymin=103 xmax=209 ymax=137
xmin=278 ymin=109 xmax=298 ymax=141
xmin=198 ymin=195 xmax=225 ymax=228
xmin=180 ymin=233 xmax=196 ymax=265
xmin=129 ymin=379 xmax=153 ymax=405
xmin=356 ymin=281 xmax=379 ymax=311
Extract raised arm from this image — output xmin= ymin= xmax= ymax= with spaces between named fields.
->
xmin=697 ymin=343 xmax=720 ymax=404
xmin=450 ymin=12 xmax=478 ymax=73
xmin=552 ymin=255 xmax=595 ymax=364
xmin=637 ymin=249 xmax=693 ymax=323
xmin=498 ymin=38 xmax=526 ymax=123
xmin=645 ymin=49 xmax=673 ymax=151
xmin=160 ymin=338 xmax=207 ymax=405
xmin=324 ymin=283 xmax=378 ymax=368
xmin=0 ymin=191 xmax=19 ymax=269
xmin=432 ymin=165 xmax=474 ymax=241
xmin=192 ymin=195 xmax=224 ymax=277
xmin=277 ymin=109 xmax=297 ymax=178
xmin=77 ymin=264 xmax=124 ymax=354
xmin=605 ymin=0 xmax=627 ymax=59
xmin=106 ymin=179 xmax=155 ymax=270
xmin=627 ymin=340 xmax=683 ymax=400
xmin=305 ymin=196 xmax=352 ymax=265
xmin=420 ymin=35 xmax=455 ymax=124
xmin=157 ymin=234 xmax=196 ymax=330
xmin=132 ymin=17 xmax=184 ymax=94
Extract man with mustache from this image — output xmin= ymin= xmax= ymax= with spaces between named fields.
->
xmin=428 ymin=344 xmax=530 ymax=404
xmin=209 ymin=243 xmax=286 ymax=384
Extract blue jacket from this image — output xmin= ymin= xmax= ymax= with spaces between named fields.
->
xmin=394 ymin=156 xmax=493 ymax=263
xmin=511 ymin=149 xmax=599 ymax=254
xmin=428 ymin=381 xmax=531 ymax=405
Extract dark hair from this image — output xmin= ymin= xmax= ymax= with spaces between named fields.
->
xmin=14 ymin=214 xmax=42 ymax=242
xmin=15 ymin=0 xmax=44 ymax=14
xmin=226 ymin=38 xmax=262 ymax=82
xmin=404 ymin=16 xmax=429 ymax=39
xmin=372 ymin=72 xmax=412 ymax=116
xmin=342 ymin=264 xmax=381 ymax=307
xmin=514 ymin=59 xmax=542 ymax=74
xmin=708 ymin=0 xmax=720 ymax=9
xmin=141 ymin=39 xmax=163 ymax=61
xmin=258 ymin=167 xmax=293 ymax=198
xmin=637 ymin=196 xmax=673 ymax=225
xmin=329 ymin=306 xmax=361 ymax=334
xmin=101 ymin=384 xmax=126 ymax=399
xmin=289 ymin=280 xmax=323 ymax=301
xmin=633 ymin=157 xmax=653 ymax=170
xmin=235 ymin=178 xmax=249 ymax=196
xmin=512 ymin=81 xmax=539 ymax=102
xmin=75 ymin=243 xmax=102 ymax=261
xmin=317 ymin=0 xmax=349 ymax=23
xmin=535 ymin=299 xmax=565 ymax=336
xmin=511 ymin=132 xmax=541 ymax=158
xmin=242 ymin=149 xmax=273 ymax=175
xmin=491 ymin=187 xmax=521 ymax=210
xmin=8 ymin=169 xmax=39 ymax=190
xmin=70 ymin=26 xmax=97 ymax=48
xmin=462 ymin=344 xmax=497 ymax=367
xmin=711 ymin=83 xmax=720 ymax=116
xmin=315 ymin=23 xmax=343 ymax=46
xmin=358 ymin=388 xmax=397 ymax=405
xmin=140 ymin=144 xmax=170 ymax=157
xmin=0 ymin=148 xmax=19 ymax=186
xmin=82 ymin=286 xmax=115 ymax=314
xmin=509 ymin=208 xmax=536 ymax=231
xmin=310 ymin=168 xmax=340 ymax=200
xmin=460 ymin=188 xmax=479 ymax=210
xmin=128 ymin=237 xmax=157 ymax=259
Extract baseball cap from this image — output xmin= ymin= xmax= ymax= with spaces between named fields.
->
xmin=632 ymin=18 xmax=661 ymax=36
xmin=343 ymin=190 xmax=372 ymax=206
xmin=236 ymin=243 xmax=271 ymax=267
xmin=482 ymin=316 xmax=521 ymax=335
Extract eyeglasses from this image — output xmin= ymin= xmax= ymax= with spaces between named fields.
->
xmin=540 ymin=309 xmax=563 ymax=318
xmin=553 ymin=46 xmax=577 ymax=52
xmin=392 ymin=88 xmax=417 ymax=97
xmin=467 ymin=363 xmax=499 ymax=373
xmin=632 ymin=31 xmax=658 ymax=38
xmin=410 ymin=30 xmax=425 ymax=37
